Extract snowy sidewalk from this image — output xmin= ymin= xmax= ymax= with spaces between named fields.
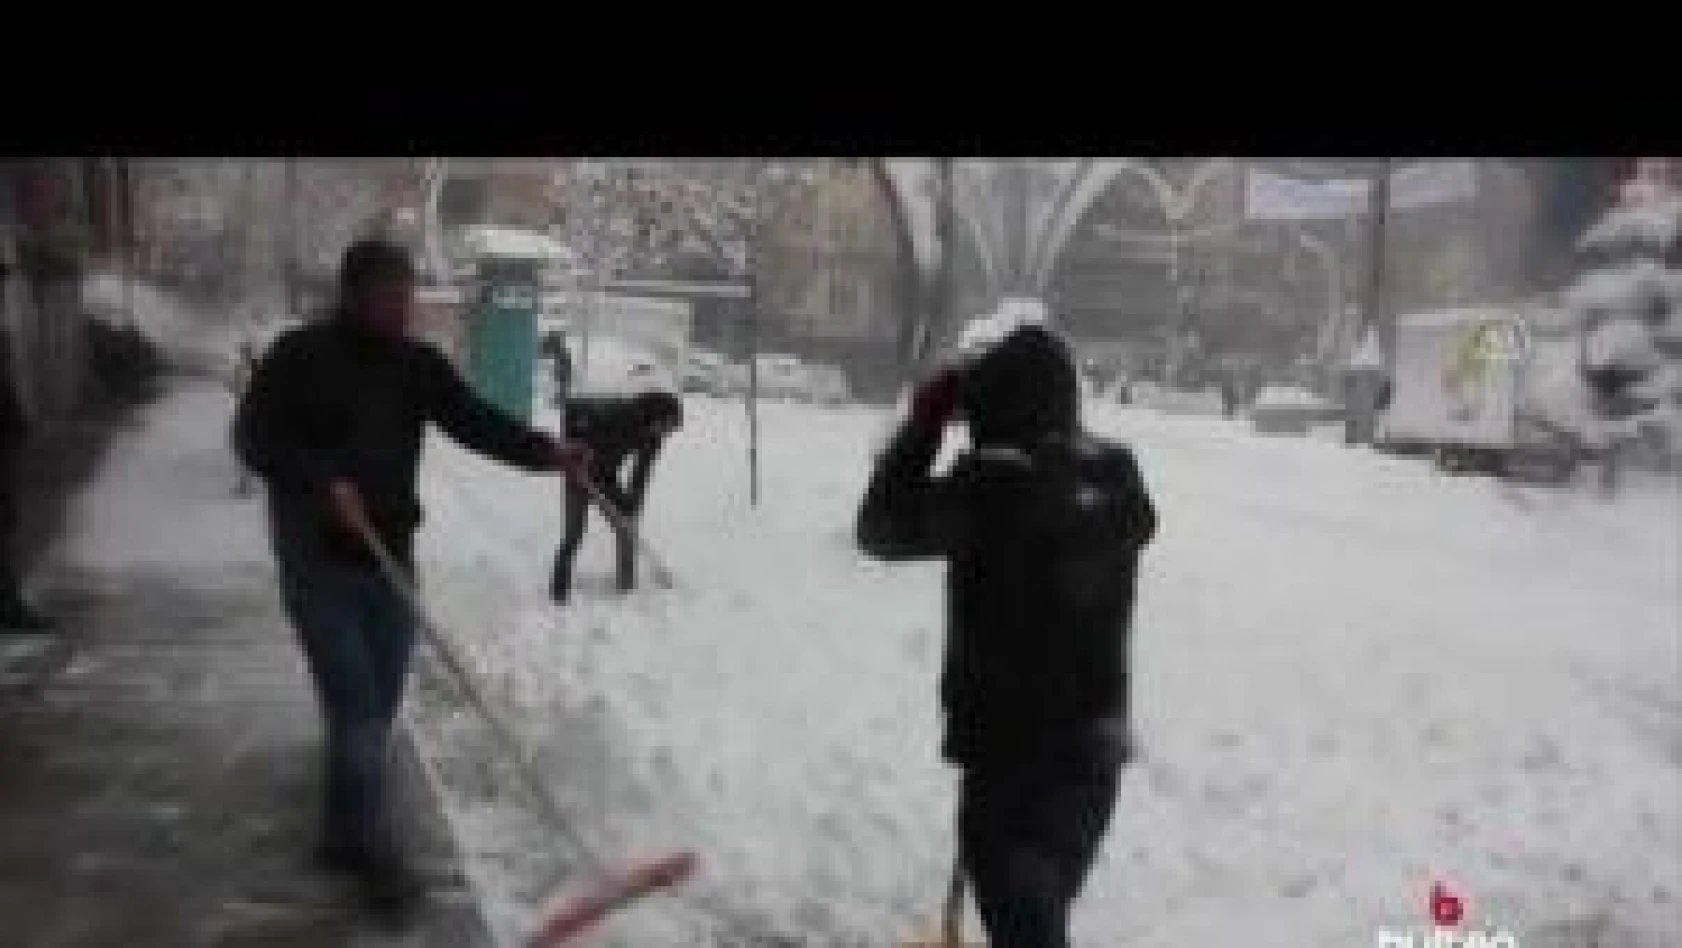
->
xmin=0 ymin=384 xmax=494 ymax=947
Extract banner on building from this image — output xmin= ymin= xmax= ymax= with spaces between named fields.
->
xmin=1245 ymin=170 xmax=1370 ymax=221
xmin=1246 ymin=161 xmax=1479 ymax=221
xmin=1389 ymin=160 xmax=1479 ymax=211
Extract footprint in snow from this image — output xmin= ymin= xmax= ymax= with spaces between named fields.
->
xmin=1520 ymin=735 xmax=1565 ymax=773
xmin=1279 ymin=873 xmax=1316 ymax=898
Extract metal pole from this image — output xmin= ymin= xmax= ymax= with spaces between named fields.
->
xmin=1166 ymin=213 xmax=1184 ymax=389
xmin=1367 ymin=159 xmax=1394 ymax=371
xmin=936 ymin=157 xmax=955 ymax=367
xmin=119 ymin=159 xmax=136 ymax=329
xmin=1347 ymin=159 xmax=1393 ymax=446
xmin=284 ymin=158 xmax=300 ymax=316
xmin=746 ymin=166 xmax=762 ymax=507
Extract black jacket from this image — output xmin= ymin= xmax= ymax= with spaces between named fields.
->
xmin=857 ymin=421 xmax=1157 ymax=770
xmin=234 ymin=314 xmax=555 ymax=564
xmin=563 ymin=394 xmax=676 ymax=505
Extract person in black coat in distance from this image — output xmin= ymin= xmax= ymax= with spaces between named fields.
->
xmin=856 ymin=324 xmax=1157 ymax=948
xmin=551 ymin=390 xmax=683 ymax=603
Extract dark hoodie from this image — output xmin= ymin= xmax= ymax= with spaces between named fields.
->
xmin=857 ymin=326 xmax=1157 ymax=770
xmin=234 ymin=309 xmax=555 ymax=566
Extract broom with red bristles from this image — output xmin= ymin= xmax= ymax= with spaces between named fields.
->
xmin=340 ymin=482 xmax=695 ymax=945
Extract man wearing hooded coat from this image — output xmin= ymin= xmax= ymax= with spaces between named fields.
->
xmin=857 ymin=324 xmax=1157 ymax=948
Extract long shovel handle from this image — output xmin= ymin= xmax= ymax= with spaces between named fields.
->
xmin=340 ymin=509 xmax=531 ymax=774
xmin=338 ymin=505 xmax=575 ymax=843
xmin=568 ymin=468 xmax=677 ymax=589
xmin=941 ymin=851 xmax=966 ymax=947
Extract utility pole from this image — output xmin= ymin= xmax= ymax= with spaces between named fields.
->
xmin=914 ymin=156 xmax=956 ymax=376
xmin=1364 ymin=159 xmax=1394 ymax=371
xmin=1346 ymin=158 xmax=1393 ymax=446
xmin=284 ymin=158 xmax=300 ymax=317
xmin=746 ymin=161 xmax=766 ymax=507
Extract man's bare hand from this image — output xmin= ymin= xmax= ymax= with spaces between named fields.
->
xmin=547 ymin=438 xmax=593 ymax=476
xmin=326 ymin=479 xmax=371 ymax=538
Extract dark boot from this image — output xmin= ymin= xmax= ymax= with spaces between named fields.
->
xmin=358 ymin=848 xmax=427 ymax=927
xmin=615 ymin=537 xmax=636 ymax=594
xmin=0 ymin=594 xmax=51 ymax=634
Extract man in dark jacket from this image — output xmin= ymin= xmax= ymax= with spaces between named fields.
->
xmin=857 ymin=324 xmax=1157 ymax=948
xmin=551 ymin=390 xmax=682 ymax=602
xmin=234 ymin=237 xmax=587 ymax=919
xmin=0 ymin=327 xmax=51 ymax=634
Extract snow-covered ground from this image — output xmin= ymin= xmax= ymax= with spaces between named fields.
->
xmin=406 ymin=395 xmax=1682 ymax=947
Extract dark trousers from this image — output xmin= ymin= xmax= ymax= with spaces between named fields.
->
xmin=552 ymin=461 xmax=638 ymax=599
xmin=0 ymin=459 xmax=29 ymax=619
xmin=271 ymin=506 xmax=417 ymax=860
xmin=959 ymin=760 xmax=1120 ymax=948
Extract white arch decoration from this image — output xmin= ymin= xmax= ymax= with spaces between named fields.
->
xmin=1027 ymin=158 xmax=1241 ymax=292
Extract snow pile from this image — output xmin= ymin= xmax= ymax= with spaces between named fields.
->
xmin=1578 ymin=196 xmax=1682 ymax=253
xmin=954 ymin=296 xmax=1050 ymax=358
xmin=574 ymin=334 xmax=679 ymax=398
xmin=1563 ymin=183 xmax=1682 ymax=455
xmin=1253 ymin=385 xmax=1334 ymax=411
xmin=82 ymin=271 xmax=243 ymax=380
xmin=1131 ymin=382 xmax=1226 ymax=417
xmin=1563 ymin=260 xmax=1673 ymax=320
xmin=1347 ymin=326 xmax=1384 ymax=370
xmin=413 ymin=400 xmax=952 ymax=944
xmin=47 ymin=383 xmax=266 ymax=573
xmin=463 ymin=226 xmax=576 ymax=264
xmin=1583 ymin=314 xmax=1662 ymax=373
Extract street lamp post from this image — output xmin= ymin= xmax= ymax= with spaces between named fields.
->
xmin=747 ymin=237 xmax=761 ymax=507
xmin=744 ymin=160 xmax=772 ymax=508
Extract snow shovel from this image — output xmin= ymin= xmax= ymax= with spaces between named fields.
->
xmin=340 ymin=505 xmax=697 ymax=943
xmin=567 ymin=467 xmax=678 ymax=590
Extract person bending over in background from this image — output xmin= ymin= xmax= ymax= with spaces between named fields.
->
xmin=857 ymin=324 xmax=1157 ymax=948
xmin=551 ymin=390 xmax=682 ymax=603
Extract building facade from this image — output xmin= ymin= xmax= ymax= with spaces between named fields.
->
xmin=753 ymin=162 xmax=912 ymax=400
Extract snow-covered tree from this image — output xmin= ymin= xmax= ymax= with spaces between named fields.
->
xmin=1562 ymin=159 xmax=1682 ymax=469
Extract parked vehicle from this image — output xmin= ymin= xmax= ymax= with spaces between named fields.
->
xmin=1379 ymin=307 xmax=1586 ymax=482
xmin=561 ymin=335 xmax=679 ymax=400
xmin=682 ymin=349 xmax=730 ymax=394
xmin=753 ymin=354 xmax=815 ymax=401
xmin=805 ymin=364 xmax=853 ymax=405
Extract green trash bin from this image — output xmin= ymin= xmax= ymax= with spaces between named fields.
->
xmin=465 ymin=259 xmax=541 ymax=422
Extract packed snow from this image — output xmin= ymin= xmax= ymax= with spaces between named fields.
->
xmin=401 ymin=393 xmax=1681 ymax=947
xmin=1252 ymin=385 xmax=1334 ymax=411
xmin=47 ymin=384 xmax=269 ymax=574
xmin=954 ymin=298 xmax=1050 ymax=358
xmin=82 ymin=272 xmax=241 ymax=377
xmin=1565 ymin=261 xmax=1676 ymax=321
xmin=1578 ymin=198 xmax=1682 ymax=253
xmin=464 ymin=226 xmax=577 ymax=264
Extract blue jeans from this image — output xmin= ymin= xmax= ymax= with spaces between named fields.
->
xmin=270 ymin=501 xmax=417 ymax=860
